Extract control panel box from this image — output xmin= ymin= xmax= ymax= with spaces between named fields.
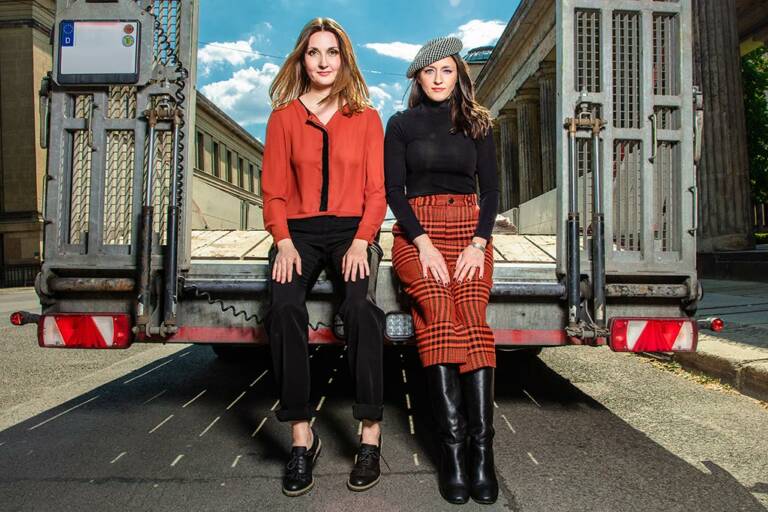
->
xmin=57 ymin=20 xmax=141 ymax=84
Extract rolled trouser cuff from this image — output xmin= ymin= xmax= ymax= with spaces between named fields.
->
xmin=275 ymin=405 xmax=313 ymax=422
xmin=353 ymin=403 xmax=383 ymax=422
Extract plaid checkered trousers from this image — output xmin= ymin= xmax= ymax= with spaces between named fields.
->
xmin=392 ymin=193 xmax=496 ymax=373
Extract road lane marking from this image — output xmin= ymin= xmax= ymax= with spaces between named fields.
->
xmin=408 ymin=415 xmax=415 ymax=435
xmin=170 ymin=454 xmax=184 ymax=467
xmin=110 ymin=451 xmax=127 ymax=464
xmin=402 ymin=369 xmax=407 ymax=384
xmin=252 ymin=417 xmax=268 ymax=437
xmin=149 ymin=414 xmax=174 ymax=434
xmin=523 ymin=389 xmax=541 ymax=408
xmin=142 ymin=389 xmax=167 ymax=405
xmin=123 ymin=360 xmax=174 ymax=384
xmin=358 ymin=421 xmax=363 ymax=436
xmin=501 ymin=414 xmax=516 ymax=433
xmin=405 ymin=394 xmax=411 ymax=410
xmin=333 ymin=368 xmax=338 ymax=373
xmin=413 ymin=453 xmax=420 ymax=466
xmin=250 ymin=370 xmax=268 ymax=387
xmin=309 ymin=416 xmax=316 ymax=427
xmin=199 ymin=416 xmax=220 ymax=437
xmin=327 ymin=377 xmax=333 ymax=384
xmin=182 ymin=389 xmax=206 ymax=408
xmin=270 ymin=400 xmax=280 ymax=411
xmin=178 ymin=352 xmax=190 ymax=358
xmin=527 ymin=452 xmax=539 ymax=465
xmin=309 ymin=354 xmax=314 ymax=359
xmin=28 ymin=395 xmax=100 ymax=431
xmin=339 ymin=353 xmax=345 ymax=359
xmin=231 ymin=455 xmax=242 ymax=468
xmin=226 ymin=391 xmax=247 ymax=410
xmin=316 ymin=396 xmax=326 ymax=411
xmin=493 ymin=401 xmax=499 ymax=409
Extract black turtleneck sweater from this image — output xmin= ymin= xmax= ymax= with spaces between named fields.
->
xmin=384 ymin=99 xmax=500 ymax=242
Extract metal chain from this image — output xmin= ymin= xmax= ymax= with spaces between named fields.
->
xmin=179 ymin=277 xmax=334 ymax=331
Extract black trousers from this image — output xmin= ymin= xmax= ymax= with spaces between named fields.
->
xmin=266 ymin=215 xmax=384 ymax=422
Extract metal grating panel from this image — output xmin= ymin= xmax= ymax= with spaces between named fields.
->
xmin=654 ymin=106 xmax=681 ymax=130
xmin=73 ymin=95 xmax=92 ymax=118
xmin=575 ymin=9 xmax=601 ymax=93
xmin=152 ymin=0 xmax=182 ymax=66
xmin=104 ymin=131 xmax=135 ymax=245
xmin=653 ymin=141 xmax=681 ymax=252
xmin=69 ymin=131 xmax=92 ymax=244
xmin=143 ymin=130 xmax=173 ymax=245
xmin=653 ymin=14 xmax=680 ymax=96
xmin=107 ymin=86 xmax=137 ymax=119
xmin=612 ymin=141 xmax=643 ymax=252
xmin=612 ymin=11 xmax=641 ymax=128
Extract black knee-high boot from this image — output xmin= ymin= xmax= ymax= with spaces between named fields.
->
xmin=425 ymin=364 xmax=469 ymax=504
xmin=461 ymin=367 xmax=498 ymax=504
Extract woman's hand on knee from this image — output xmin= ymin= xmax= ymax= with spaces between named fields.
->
xmin=273 ymin=239 xmax=302 ymax=283
xmin=342 ymin=239 xmax=370 ymax=282
xmin=454 ymin=244 xmax=485 ymax=282
xmin=414 ymin=235 xmax=450 ymax=286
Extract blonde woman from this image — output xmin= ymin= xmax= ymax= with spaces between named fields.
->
xmin=262 ymin=18 xmax=387 ymax=496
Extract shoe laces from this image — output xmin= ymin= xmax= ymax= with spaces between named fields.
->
xmin=355 ymin=445 xmax=379 ymax=468
xmin=286 ymin=451 xmax=308 ymax=479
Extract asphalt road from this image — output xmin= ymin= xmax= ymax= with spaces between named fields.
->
xmin=1 ymin=287 xmax=767 ymax=511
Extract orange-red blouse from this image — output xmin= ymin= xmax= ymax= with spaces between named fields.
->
xmin=261 ymin=99 xmax=387 ymax=244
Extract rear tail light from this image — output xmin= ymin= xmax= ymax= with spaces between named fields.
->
xmin=697 ymin=317 xmax=724 ymax=332
xmin=609 ymin=317 xmax=697 ymax=353
xmin=38 ymin=314 xmax=132 ymax=348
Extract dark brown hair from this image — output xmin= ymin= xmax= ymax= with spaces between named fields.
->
xmin=269 ymin=17 xmax=370 ymax=114
xmin=408 ymin=54 xmax=493 ymax=139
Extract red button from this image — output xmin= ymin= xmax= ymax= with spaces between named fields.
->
xmin=124 ymin=24 xmax=134 ymax=34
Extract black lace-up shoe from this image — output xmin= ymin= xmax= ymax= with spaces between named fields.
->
xmin=347 ymin=440 xmax=381 ymax=491
xmin=282 ymin=428 xmax=322 ymax=497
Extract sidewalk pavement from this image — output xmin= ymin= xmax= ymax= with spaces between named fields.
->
xmin=674 ymin=279 xmax=768 ymax=402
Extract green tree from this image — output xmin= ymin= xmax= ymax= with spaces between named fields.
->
xmin=742 ymin=46 xmax=768 ymax=204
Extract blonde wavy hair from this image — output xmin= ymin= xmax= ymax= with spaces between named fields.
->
xmin=269 ymin=17 xmax=370 ymax=114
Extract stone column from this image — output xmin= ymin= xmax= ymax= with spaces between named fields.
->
xmin=537 ymin=62 xmax=557 ymax=194
xmin=497 ymin=108 xmax=518 ymax=211
xmin=693 ymin=0 xmax=753 ymax=251
xmin=515 ymin=88 xmax=543 ymax=203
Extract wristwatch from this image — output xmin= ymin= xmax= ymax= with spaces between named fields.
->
xmin=470 ymin=241 xmax=486 ymax=252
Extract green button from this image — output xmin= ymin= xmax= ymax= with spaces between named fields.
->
xmin=122 ymin=35 xmax=135 ymax=47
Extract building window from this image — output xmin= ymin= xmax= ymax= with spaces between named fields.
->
xmin=196 ymin=131 xmax=204 ymax=170
xmin=238 ymin=157 xmax=245 ymax=190
xmin=212 ymin=142 xmax=220 ymax=178
xmin=248 ymin=164 xmax=255 ymax=193
xmin=255 ymin=164 xmax=261 ymax=194
xmin=226 ymin=150 xmax=233 ymax=183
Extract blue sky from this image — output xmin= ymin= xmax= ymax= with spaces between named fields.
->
xmin=196 ymin=0 xmax=521 ymax=141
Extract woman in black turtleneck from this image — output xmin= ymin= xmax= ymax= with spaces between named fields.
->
xmin=384 ymin=37 xmax=500 ymax=505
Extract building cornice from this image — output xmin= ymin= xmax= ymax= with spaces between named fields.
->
xmin=195 ymin=91 xmax=264 ymax=154
xmin=193 ymin=168 xmax=263 ymax=206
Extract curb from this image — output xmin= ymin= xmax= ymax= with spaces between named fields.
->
xmin=673 ymin=337 xmax=768 ymax=402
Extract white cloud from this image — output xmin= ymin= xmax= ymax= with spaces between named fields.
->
xmin=197 ymin=37 xmax=261 ymax=75
xmin=200 ymin=63 xmax=280 ymax=126
xmin=363 ymin=42 xmax=421 ymax=62
xmin=368 ymin=81 xmax=407 ymax=124
xmin=452 ymin=19 xmax=506 ymax=50
xmin=363 ymin=18 xmax=506 ymax=63
xmin=449 ymin=0 xmax=461 ymax=6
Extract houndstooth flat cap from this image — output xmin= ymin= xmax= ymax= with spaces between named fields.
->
xmin=406 ymin=36 xmax=463 ymax=78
